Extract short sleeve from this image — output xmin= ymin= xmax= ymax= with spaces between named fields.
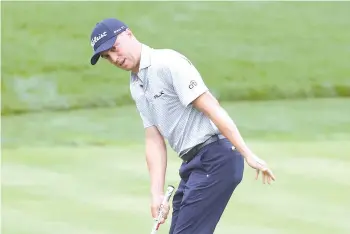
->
xmin=167 ymin=54 xmax=208 ymax=106
xmin=131 ymin=81 xmax=155 ymax=129
xmin=135 ymin=101 xmax=155 ymax=128
xmin=139 ymin=112 xmax=154 ymax=128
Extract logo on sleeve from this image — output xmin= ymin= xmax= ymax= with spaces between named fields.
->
xmin=189 ymin=80 xmax=197 ymax=89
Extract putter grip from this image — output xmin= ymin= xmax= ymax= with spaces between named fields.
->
xmin=163 ymin=185 xmax=175 ymax=203
xmin=150 ymin=185 xmax=175 ymax=234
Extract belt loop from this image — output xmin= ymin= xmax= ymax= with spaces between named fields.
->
xmin=214 ymin=134 xmax=220 ymax=144
xmin=216 ymin=134 xmax=224 ymax=145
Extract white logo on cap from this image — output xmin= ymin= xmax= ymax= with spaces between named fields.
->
xmin=114 ymin=26 xmax=126 ymax=34
xmin=90 ymin=31 xmax=107 ymax=48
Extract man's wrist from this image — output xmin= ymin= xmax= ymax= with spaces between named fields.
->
xmin=151 ymin=186 xmax=164 ymax=197
xmin=151 ymin=191 xmax=164 ymax=196
xmin=236 ymin=147 xmax=254 ymax=160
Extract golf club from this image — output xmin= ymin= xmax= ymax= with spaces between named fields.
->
xmin=150 ymin=185 xmax=175 ymax=234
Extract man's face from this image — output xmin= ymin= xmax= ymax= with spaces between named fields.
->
xmin=100 ymin=30 xmax=139 ymax=71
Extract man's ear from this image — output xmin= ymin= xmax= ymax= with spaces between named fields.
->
xmin=125 ymin=28 xmax=133 ymax=37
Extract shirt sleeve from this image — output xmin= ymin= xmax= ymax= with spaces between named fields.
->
xmin=130 ymin=79 xmax=155 ymax=129
xmin=139 ymin=112 xmax=154 ymax=128
xmin=167 ymin=53 xmax=208 ymax=106
xmin=136 ymin=102 xmax=155 ymax=128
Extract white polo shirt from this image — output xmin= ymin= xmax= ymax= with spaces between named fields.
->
xmin=130 ymin=44 xmax=220 ymax=156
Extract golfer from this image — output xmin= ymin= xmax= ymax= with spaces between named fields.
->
xmin=89 ymin=18 xmax=276 ymax=234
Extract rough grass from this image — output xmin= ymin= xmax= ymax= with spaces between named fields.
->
xmin=2 ymin=1 xmax=350 ymax=115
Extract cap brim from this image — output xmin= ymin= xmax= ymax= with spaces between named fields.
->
xmin=90 ymin=36 xmax=117 ymax=65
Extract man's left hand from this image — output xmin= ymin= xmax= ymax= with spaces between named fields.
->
xmin=243 ymin=153 xmax=276 ymax=184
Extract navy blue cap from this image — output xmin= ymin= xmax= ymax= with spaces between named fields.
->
xmin=90 ymin=18 xmax=128 ymax=65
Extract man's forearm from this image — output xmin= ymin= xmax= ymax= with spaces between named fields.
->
xmin=145 ymin=133 xmax=167 ymax=196
xmin=207 ymin=106 xmax=254 ymax=159
xmin=192 ymin=92 xmax=254 ymax=159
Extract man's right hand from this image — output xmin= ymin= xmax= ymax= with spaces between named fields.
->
xmin=151 ymin=193 xmax=170 ymax=224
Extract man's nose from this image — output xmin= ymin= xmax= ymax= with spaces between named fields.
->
xmin=110 ymin=54 xmax=119 ymax=63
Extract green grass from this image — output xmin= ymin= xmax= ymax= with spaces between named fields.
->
xmin=2 ymin=98 xmax=350 ymax=147
xmin=2 ymin=98 xmax=350 ymax=234
xmin=2 ymin=142 xmax=350 ymax=234
xmin=2 ymin=1 xmax=350 ymax=114
xmin=2 ymin=1 xmax=350 ymax=233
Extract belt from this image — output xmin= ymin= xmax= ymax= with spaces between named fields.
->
xmin=180 ymin=134 xmax=226 ymax=163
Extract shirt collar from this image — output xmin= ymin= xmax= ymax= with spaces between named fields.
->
xmin=131 ymin=44 xmax=152 ymax=83
xmin=139 ymin=44 xmax=152 ymax=71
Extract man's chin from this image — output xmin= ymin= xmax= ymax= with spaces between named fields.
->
xmin=122 ymin=66 xmax=133 ymax=71
xmin=113 ymin=64 xmax=132 ymax=71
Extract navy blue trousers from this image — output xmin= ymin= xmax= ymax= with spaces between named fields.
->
xmin=169 ymin=138 xmax=244 ymax=234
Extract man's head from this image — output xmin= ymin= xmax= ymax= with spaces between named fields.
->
xmin=89 ymin=18 xmax=141 ymax=72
